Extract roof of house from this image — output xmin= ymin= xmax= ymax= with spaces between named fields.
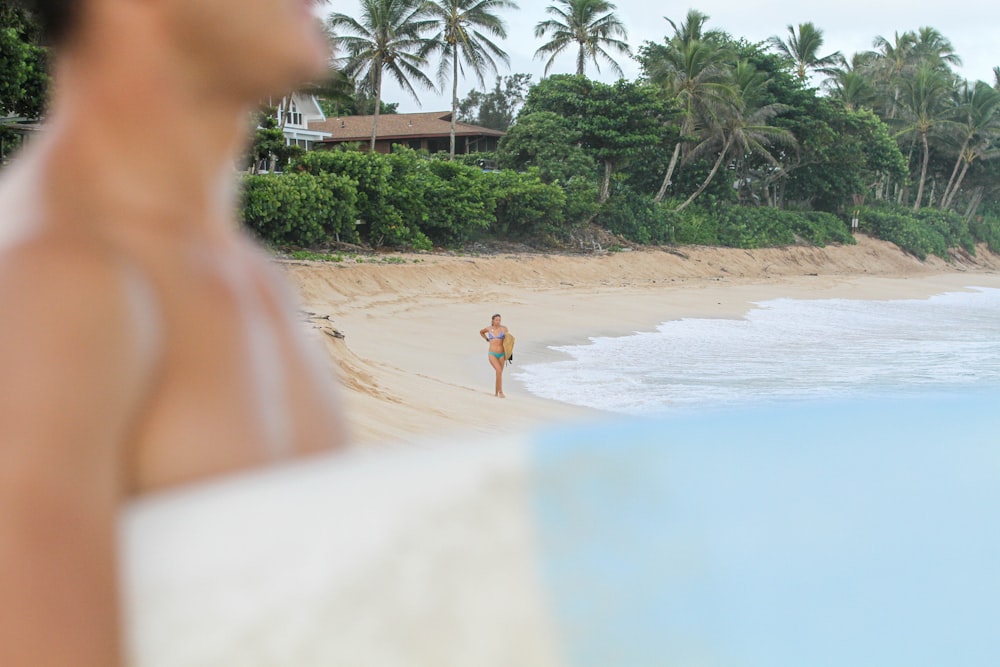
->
xmin=309 ymin=111 xmax=504 ymax=143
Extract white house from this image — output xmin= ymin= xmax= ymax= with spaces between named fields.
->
xmin=274 ymin=92 xmax=331 ymax=151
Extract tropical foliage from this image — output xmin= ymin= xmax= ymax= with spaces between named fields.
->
xmin=532 ymin=0 xmax=631 ymax=77
xmin=768 ymin=22 xmax=842 ymax=82
xmin=6 ymin=1 xmax=1000 ymax=257
xmin=0 ymin=4 xmax=47 ymax=160
xmin=327 ymin=0 xmax=436 ymax=150
xmin=423 ymin=0 xmax=516 ymax=158
xmin=250 ymin=147 xmax=571 ymax=249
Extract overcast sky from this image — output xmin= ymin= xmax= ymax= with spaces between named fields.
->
xmin=323 ymin=0 xmax=999 ymax=114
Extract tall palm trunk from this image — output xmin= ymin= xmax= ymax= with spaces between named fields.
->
xmin=964 ymin=186 xmax=984 ymax=222
xmin=370 ymin=68 xmax=383 ymax=152
xmin=912 ymin=131 xmax=930 ymax=212
xmin=653 ymin=142 xmax=682 ymax=203
xmin=449 ymin=49 xmax=459 ymax=159
xmin=940 ymin=136 xmax=970 ymax=209
xmin=676 ymin=134 xmax=734 ymax=212
xmin=944 ymin=156 xmax=973 ymax=210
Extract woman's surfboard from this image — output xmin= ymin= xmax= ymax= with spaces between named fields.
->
xmin=503 ymin=333 xmax=515 ymax=363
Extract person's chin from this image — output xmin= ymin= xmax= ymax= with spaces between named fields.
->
xmin=285 ymin=36 xmax=331 ymax=86
xmin=249 ymin=49 xmax=328 ymax=98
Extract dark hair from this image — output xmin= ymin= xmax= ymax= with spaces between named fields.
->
xmin=13 ymin=0 xmax=80 ymax=45
xmin=492 ymin=313 xmax=501 ymax=320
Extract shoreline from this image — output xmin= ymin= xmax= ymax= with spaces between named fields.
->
xmin=282 ymin=235 xmax=1000 ymax=445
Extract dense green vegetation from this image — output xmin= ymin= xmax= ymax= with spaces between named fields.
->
xmin=291 ymin=3 xmax=1000 ymax=258
xmin=5 ymin=0 xmax=1000 ymax=259
xmin=0 ymin=4 xmax=47 ymax=160
xmin=243 ymin=147 xmax=572 ymax=250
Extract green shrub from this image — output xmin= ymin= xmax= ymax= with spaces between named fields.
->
xmin=421 ymin=158 xmax=496 ymax=245
xmin=597 ymin=189 xmax=657 ymax=244
xmin=668 ymin=205 xmax=853 ymax=248
xmin=860 ymin=205 xmax=947 ymax=260
xmin=489 ymin=168 xmax=566 ymax=237
xmin=240 ymin=172 xmax=359 ymax=247
xmin=670 ymin=204 xmax=720 ymax=245
xmin=914 ymin=208 xmax=975 ymax=254
xmin=561 ymin=177 xmax=600 ymax=227
xmin=715 ymin=205 xmax=795 ymax=248
xmin=970 ymin=213 xmax=1000 ymax=253
xmin=599 ymin=192 xmax=687 ymax=245
xmin=293 ymin=149 xmax=431 ymax=250
xmin=379 ymin=150 xmax=434 ymax=249
xmin=788 ymin=211 xmax=855 ymax=246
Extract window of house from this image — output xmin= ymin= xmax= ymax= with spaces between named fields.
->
xmin=284 ymin=101 xmax=303 ymax=126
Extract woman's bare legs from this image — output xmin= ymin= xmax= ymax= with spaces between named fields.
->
xmin=488 ymin=355 xmax=505 ymax=397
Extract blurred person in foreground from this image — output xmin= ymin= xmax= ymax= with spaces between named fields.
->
xmin=0 ymin=0 xmax=347 ymax=663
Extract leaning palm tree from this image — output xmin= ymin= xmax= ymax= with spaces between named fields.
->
xmin=423 ymin=0 xmax=517 ymax=159
xmin=768 ymin=22 xmax=842 ymax=83
xmin=328 ymin=0 xmax=436 ymax=151
xmin=940 ymin=81 xmax=1000 ymax=210
xmin=896 ymin=62 xmax=955 ymax=211
xmin=640 ymin=10 xmax=735 ymax=203
xmin=675 ymin=60 xmax=795 ymax=212
xmin=533 ymin=0 xmax=631 ymax=77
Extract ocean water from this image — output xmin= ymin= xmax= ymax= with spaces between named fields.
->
xmin=515 ymin=286 xmax=1000 ymax=415
xmin=530 ymin=394 xmax=1000 ymax=666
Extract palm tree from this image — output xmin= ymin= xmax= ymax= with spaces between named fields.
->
xmin=641 ymin=10 xmax=735 ymax=203
xmin=328 ymin=0 xmax=436 ymax=151
xmin=824 ymin=54 xmax=876 ymax=111
xmin=423 ymin=0 xmax=517 ymax=159
xmin=867 ymin=31 xmax=917 ymax=120
xmin=911 ymin=27 xmax=962 ymax=72
xmin=301 ymin=67 xmax=358 ymax=117
xmin=675 ymin=60 xmax=795 ymax=212
xmin=940 ymin=81 xmax=1000 ymax=210
xmin=533 ymin=0 xmax=631 ymax=77
xmin=767 ymin=22 xmax=842 ymax=83
xmin=896 ymin=62 xmax=954 ymax=211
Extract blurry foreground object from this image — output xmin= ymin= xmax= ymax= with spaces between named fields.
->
xmin=122 ymin=390 xmax=1000 ymax=666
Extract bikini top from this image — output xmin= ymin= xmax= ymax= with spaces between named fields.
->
xmin=486 ymin=328 xmax=505 ymax=340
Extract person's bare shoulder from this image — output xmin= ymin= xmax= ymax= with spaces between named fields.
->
xmin=0 ymin=235 xmax=159 ymax=664
xmin=234 ymin=231 xmax=307 ymax=312
xmin=0 ymin=235 xmax=158 ymax=446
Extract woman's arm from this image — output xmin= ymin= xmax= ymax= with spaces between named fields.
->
xmin=479 ymin=327 xmax=489 ymax=339
xmin=0 ymin=246 xmax=154 ymax=666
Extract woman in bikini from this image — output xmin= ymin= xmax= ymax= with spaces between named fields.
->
xmin=480 ymin=313 xmax=510 ymax=398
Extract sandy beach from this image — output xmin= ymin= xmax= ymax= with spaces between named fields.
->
xmin=282 ymin=235 xmax=1000 ymax=445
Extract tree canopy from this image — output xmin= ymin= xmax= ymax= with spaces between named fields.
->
xmin=533 ymin=0 xmax=631 ymax=77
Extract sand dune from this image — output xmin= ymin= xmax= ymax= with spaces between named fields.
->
xmin=282 ymin=235 xmax=1000 ymax=445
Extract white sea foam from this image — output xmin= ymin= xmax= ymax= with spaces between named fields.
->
xmin=514 ymin=287 xmax=1000 ymax=415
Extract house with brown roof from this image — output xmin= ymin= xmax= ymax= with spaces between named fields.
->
xmin=309 ymin=112 xmax=504 ymax=155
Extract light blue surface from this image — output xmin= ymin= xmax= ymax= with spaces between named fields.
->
xmin=531 ymin=391 xmax=1000 ymax=666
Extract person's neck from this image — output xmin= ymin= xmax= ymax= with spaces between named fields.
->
xmin=40 ymin=39 xmax=250 ymax=237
